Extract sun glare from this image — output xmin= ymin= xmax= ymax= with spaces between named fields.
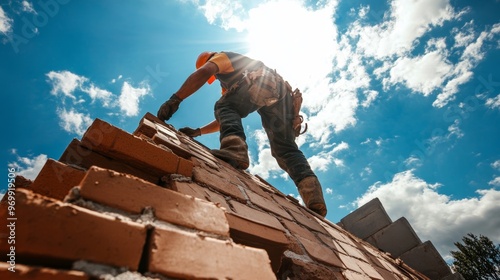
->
xmin=245 ymin=1 xmax=336 ymax=88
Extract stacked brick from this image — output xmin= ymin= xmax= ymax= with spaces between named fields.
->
xmin=1 ymin=113 xmax=430 ymax=279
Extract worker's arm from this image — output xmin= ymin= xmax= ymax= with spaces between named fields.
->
xmin=179 ymin=120 xmax=220 ymax=137
xmin=175 ymin=62 xmax=218 ymax=100
xmin=200 ymin=120 xmax=220 ymax=135
xmin=157 ymin=62 xmax=218 ymax=122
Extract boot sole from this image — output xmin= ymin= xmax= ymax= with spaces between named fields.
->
xmin=211 ymin=150 xmax=249 ymax=169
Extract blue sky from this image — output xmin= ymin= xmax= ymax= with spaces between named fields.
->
xmin=1 ymin=0 xmax=499 ymax=261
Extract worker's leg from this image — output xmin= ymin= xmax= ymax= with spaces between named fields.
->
xmin=213 ymin=90 xmax=259 ymax=169
xmin=258 ymin=94 xmax=327 ymax=216
xmin=258 ymin=93 xmax=313 ymax=184
xmin=214 ymin=90 xmax=259 ymax=140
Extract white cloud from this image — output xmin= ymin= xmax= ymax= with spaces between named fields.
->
xmin=434 ymin=23 xmax=500 ymax=107
xmin=447 ymin=119 xmax=464 ymax=139
xmin=306 ymin=86 xmax=359 ymax=144
xmin=489 ymin=177 xmax=500 ymax=187
xmin=46 ymin=71 xmax=88 ymax=99
xmin=249 ymin=147 xmax=282 ymax=179
xmin=360 ymin=166 xmax=373 ymax=178
xmin=22 ymin=1 xmax=37 ymax=14
xmin=308 ymin=142 xmax=349 ymax=172
xmin=361 ymin=90 xmax=378 ymax=108
xmin=350 ymin=0 xmax=457 ymax=59
xmin=492 ymin=160 xmax=500 ymax=171
xmin=111 ymin=74 xmax=123 ymax=84
xmin=452 ymin=21 xmax=475 ymax=48
xmin=57 ymin=107 xmax=93 ymax=136
xmin=248 ymin=129 xmax=283 ymax=179
xmin=388 ymin=49 xmax=452 ymax=96
xmin=404 ymin=156 xmax=422 ymax=168
xmin=82 ymin=84 xmax=113 ymax=107
xmin=118 ymin=81 xmax=150 ymax=117
xmin=199 ymin=0 xmax=246 ymax=31
xmin=8 ymin=153 xmax=48 ymax=180
xmin=355 ymin=170 xmax=500 ymax=261
xmin=0 ymin=7 xmax=13 ymax=35
xmin=46 ymin=70 xmax=150 ymax=126
xmin=486 ymin=94 xmax=500 ymax=109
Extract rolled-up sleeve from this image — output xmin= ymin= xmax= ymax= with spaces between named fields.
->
xmin=208 ymin=53 xmax=234 ymax=74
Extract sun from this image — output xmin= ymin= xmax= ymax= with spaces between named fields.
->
xmin=244 ymin=0 xmax=336 ymax=88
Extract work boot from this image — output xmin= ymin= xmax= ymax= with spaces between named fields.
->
xmin=297 ymin=176 xmax=327 ymax=217
xmin=211 ymin=135 xmax=250 ymax=169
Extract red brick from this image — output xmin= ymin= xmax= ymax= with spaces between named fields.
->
xmin=0 ymin=263 xmax=89 ymax=280
xmin=226 ymin=213 xmax=288 ymax=246
xmin=59 ymin=139 xmax=160 ymax=184
xmin=356 ymin=261 xmax=384 ymax=280
xmin=337 ymin=254 xmax=363 ymax=273
xmin=79 ymin=167 xmax=229 ymax=236
xmin=111 ymin=130 xmax=179 ymax=173
xmin=226 ymin=212 xmax=289 ymax=272
xmin=342 ymin=270 xmax=372 ymax=280
xmin=230 ymin=200 xmax=285 ymax=232
xmin=288 ymin=206 xmax=328 ymax=234
xmin=297 ymin=236 xmax=345 ymax=268
xmin=148 ymin=227 xmax=275 ymax=280
xmin=152 ymin=133 xmax=192 ymax=159
xmin=142 ymin=111 xmax=167 ymax=125
xmin=317 ymin=233 xmax=347 ymax=254
xmin=254 ymin=174 xmax=278 ymax=193
xmin=133 ymin=116 xmax=157 ymax=138
xmin=177 ymin=134 xmax=216 ymax=159
xmin=81 ymin=119 xmax=181 ymax=175
xmin=14 ymin=175 xmax=32 ymax=189
xmin=80 ymin=118 xmax=117 ymax=149
xmin=155 ymin=122 xmax=181 ymax=141
xmin=170 ymin=180 xmax=207 ymax=199
xmin=277 ymin=257 xmax=346 ymax=280
xmin=372 ymin=267 xmax=401 ymax=280
xmin=188 ymin=148 xmax=220 ymax=170
xmin=30 ymin=159 xmax=86 ymax=200
xmin=197 ymin=159 xmax=256 ymax=193
xmin=315 ymin=217 xmax=360 ymax=248
xmin=171 ymin=181 xmax=231 ymax=211
xmin=176 ymin=157 xmax=193 ymax=177
xmin=237 ymin=172 xmax=271 ymax=198
xmin=272 ymin=192 xmax=304 ymax=215
xmin=0 ymin=189 xmax=146 ymax=270
xmin=338 ymin=243 xmax=369 ymax=262
xmin=192 ymin=166 xmax=245 ymax=200
xmin=246 ymin=190 xmax=292 ymax=220
xmin=281 ymin=219 xmax=318 ymax=242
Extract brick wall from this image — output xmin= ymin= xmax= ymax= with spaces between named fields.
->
xmin=0 ymin=113 xmax=430 ymax=280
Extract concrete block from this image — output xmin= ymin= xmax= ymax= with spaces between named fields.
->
xmin=369 ymin=217 xmax=421 ymax=257
xmin=339 ymin=198 xmax=392 ymax=239
xmin=400 ymin=240 xmax=452 ymax=280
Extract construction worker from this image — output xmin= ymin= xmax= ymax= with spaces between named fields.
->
xmin=157 ymin=51 xmax=327 ymax=217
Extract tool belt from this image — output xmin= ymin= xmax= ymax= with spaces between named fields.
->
xmin=236 ymin=67 xmax=307 ymax=137
xmin=241 ymin=67 xmax=287 ymax=107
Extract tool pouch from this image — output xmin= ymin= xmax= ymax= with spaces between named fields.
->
xmin=244 ymin=68 xmax=286 ymax=107
xmin=291 ymin=88 xmax=308 ymax=138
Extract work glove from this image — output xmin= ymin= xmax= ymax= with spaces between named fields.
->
xmin=157 ymin=94 xmax=182 ymax=122
xmin=179 ymin=127 xmax=201 ymax=137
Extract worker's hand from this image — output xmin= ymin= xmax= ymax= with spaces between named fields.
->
xmin=179 ymin=127 xmax=201 ymax=137
xmin=157 ymin=94 xmax=182 ymax=122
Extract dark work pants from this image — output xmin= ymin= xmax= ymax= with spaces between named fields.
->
xmin=214 ymin=84 xmax=315 ymax=185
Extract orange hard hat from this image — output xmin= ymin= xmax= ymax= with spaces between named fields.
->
xmin=196 ymin=51 xmax=217 ymax=84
